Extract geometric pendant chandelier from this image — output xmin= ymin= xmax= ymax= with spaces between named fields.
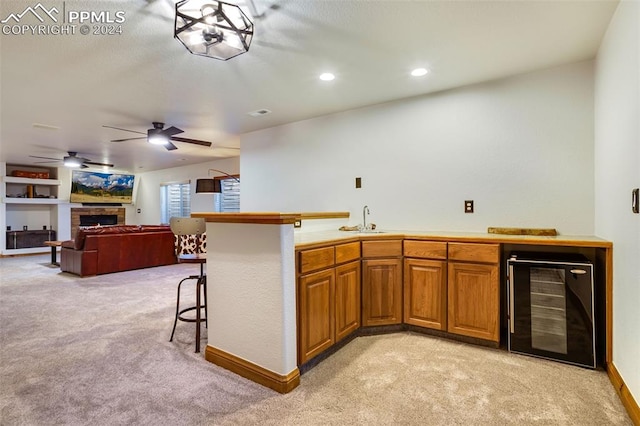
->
xmin=174 ymin=0 xmax=254 ymax=61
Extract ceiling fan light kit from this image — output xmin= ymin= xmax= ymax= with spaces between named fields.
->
xmin=63 ymin=156 xmax=83 ymax=168
xmin=148 ymin=134 xmax=168 ymax=145
xmin=147 ymin=127 xmax=170 ymax=146
xmin=29 ymin=151 xmax=114 ymax=169
xmin=104 ymin=122 xmax=213 ymax=151
xmin=174 ymin=0 xmax=254 ymax=61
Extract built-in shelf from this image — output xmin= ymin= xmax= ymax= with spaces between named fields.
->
xmin=1 ymin=163 xmax=66 ymax=255
xmin=3 ymin=197 xmax=61 ymax=204
xmin=3 ymin=173 xmax=60 ymax=201
xmin=3 ymin=176 xmax=60 ymax=186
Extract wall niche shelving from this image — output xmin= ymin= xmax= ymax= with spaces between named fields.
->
xmin=1 ymin=163 xmax=62 ymax=255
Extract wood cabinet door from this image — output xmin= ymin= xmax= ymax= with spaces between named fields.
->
xmin=335 ymin=261 xmax=361 ymax=342
xmin=362 ymin=258 xmax=403 ymax=326
xmin=447 ymin=262 xmax=499 ymax=342
xmin=298 ymin=269 xmax=335 ymax=364
xmin=404 ymin=258 xmax=447 ymax=330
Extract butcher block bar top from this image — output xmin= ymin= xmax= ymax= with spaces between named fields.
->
xmin=191 ymin=212 xmax=299 ymax=224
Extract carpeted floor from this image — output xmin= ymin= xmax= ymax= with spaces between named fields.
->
xmin=0 ymin=254 xmax=631 ymax=425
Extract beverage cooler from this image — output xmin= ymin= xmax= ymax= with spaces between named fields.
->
xmin=507 ymin=252 xmax=596 ymax=369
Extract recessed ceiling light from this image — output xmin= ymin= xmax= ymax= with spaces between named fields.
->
xmin=411 ymin=68 xmax=429 ymax=77
xmin=319 ymin=73 xmax=335 ymax=81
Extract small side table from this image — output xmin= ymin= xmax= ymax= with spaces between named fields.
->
xmin=43 ymin=240 xmax=62 ymax=266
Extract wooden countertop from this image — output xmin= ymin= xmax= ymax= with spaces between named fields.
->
xmin=189 ymin=212 xmax=610 ymax=249
xmin=294 ymin=229 xmax=612 ymax=250
xmin=192 ymin=212 xmax=299 ymax=224
xmin=191 ymin=211 xmax=349 ymax=224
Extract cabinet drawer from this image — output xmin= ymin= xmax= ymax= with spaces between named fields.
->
xmin=299 ymin=246 xmax=335 ymax=273
xmin=361 ymin=240 xmax=402 ymax=258
xmin=335 ymin=242 xmax=360 ymax=264
xmin=404 ymin=240 xmax=447 ymax=259
xmin=448 ymin=243 xmax=499 ymax=264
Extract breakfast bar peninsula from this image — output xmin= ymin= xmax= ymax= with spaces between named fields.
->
xmin=191 ymin=213 xmax=300 ymax=393
xmin=193 ymin=212 xmax=613 ymax=396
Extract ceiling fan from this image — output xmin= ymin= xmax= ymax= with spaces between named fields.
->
xmin=103 ymin=122 xmax=214 ymax=151
xmin=29 ymin=151 xmax=114 ymax=168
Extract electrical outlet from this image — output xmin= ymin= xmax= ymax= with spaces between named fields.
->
xmin=355 ymin=177 xmax=362 ymax=189
xmin=465 ymin=200 xmax=474 ymax=213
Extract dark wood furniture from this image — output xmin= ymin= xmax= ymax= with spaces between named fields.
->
xmin=6 ymin=229 xmax=56 ymax=249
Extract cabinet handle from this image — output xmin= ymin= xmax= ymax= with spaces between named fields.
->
xmin=508 ymin=264 xmax=515 ymax=334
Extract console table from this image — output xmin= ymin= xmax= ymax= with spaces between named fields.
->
xmin=6 ymin=230 xmax=57 ymax=249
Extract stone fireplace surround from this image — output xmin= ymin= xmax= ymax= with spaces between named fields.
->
xmin=70 ymin=207 xmax=126 ymax=239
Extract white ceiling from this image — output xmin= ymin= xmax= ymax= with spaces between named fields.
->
xmin=0 ymin=0 xmax=618 ymax=173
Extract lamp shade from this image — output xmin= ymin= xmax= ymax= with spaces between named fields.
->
xmin=195 ymin=178 xmax=222 ymax=193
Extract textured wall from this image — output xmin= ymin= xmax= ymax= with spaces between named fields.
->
xmin=240 ymin=61 xmax=595 ymax=235
xmin=206 ymin=222 xmax=297 ymax=375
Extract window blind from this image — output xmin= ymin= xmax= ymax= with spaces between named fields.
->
xmin=217 ymin=178 xmax=240 ymax=212
xmin=161 ymin=182 xmax=191 ymax=223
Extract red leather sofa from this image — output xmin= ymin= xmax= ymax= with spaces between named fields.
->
xmin=60 ymin=225 xmax=177 ymax=277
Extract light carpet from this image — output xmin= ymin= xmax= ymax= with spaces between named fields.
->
xmin=0 ymin=254 xmax=631 ymax=425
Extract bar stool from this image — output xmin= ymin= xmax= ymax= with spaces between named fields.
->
xmin=169 ymin=217 xmax=207 ymax=353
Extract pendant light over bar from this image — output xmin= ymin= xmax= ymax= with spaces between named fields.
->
xmin=175 ymin=0 xmax=254 ymax=61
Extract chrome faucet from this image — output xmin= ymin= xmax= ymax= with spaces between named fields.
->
xmin=362 ymin=205 xmax=370 ymax=230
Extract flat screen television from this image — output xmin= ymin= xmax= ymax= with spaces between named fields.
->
xmin=70 ymin=170 xmax=135 ymax=204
